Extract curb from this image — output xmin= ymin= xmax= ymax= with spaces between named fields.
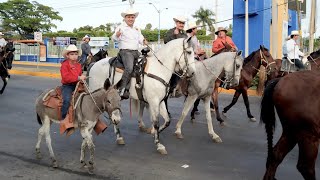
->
xmin=12 ymin=61 xmax=61 ymax=67
xmin=9 ymin=69 xmax=260 ymax=96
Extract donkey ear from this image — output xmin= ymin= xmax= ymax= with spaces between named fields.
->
xmin=114 ymin=79 xmax=123 ymax=90
xmin=104 ymin=78 xmax=111 ymax=90
xmin=236 ymin=50 xmax=242 ymax=57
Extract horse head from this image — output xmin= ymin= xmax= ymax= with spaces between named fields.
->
xmin=223 ymin=51 xmax=244 ymax=88
xmin=173 ymin=37 xmax=196 ymax=78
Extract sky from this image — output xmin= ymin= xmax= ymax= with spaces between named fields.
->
xmin=0 ymin=0 xmax=318 ymax=37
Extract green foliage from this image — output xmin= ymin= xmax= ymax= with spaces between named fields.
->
xmin=0 ymin=0 xmax=62 ymax=38
xmin=197 ymin=35 xmax=213 ymax=41
xmin=192 ymin=6 xmax=215 ymax=32
xmin=145 ymin=23 xmax=152 ymax=30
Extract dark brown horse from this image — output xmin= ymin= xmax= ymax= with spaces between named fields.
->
xmin=211 ymin=45 xmax=276 ymax=123
xmin=261 ymin=71 xmax=320 ymax=180
xmin=0 ymin=46 xmax=12 ymax=94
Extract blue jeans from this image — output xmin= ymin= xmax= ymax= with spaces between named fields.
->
xmin=80 ymin=54 xmax=88 ymax=66
xmin=118 ymin=49 xmax=140 ymax=90
xmin=62 ymin=84 xmax=76 ymax=119
xmin=291 ymin=59 xmax=305 ymax=69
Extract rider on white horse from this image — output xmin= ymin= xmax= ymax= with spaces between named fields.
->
xmin=0 ymin=32 xmax=7 ymax=52
xmin=286 ymin=30 xmax=305 ymax=70
xmin=112 ymin=8 xmax=148 ymax=99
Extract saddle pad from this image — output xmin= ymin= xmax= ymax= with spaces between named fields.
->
xmin=43 ymin=86 xmax=63 ymax=109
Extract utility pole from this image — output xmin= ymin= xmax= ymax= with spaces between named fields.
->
xmin=214 ymin=0 xmax=218 ymax=39
xmin=245 ymin=0 xmax=249 ymax=57
xmin=309 ymin=0 xmax=316 ymax=53
xmin=271 ymin=0 xmax=278 ymax=58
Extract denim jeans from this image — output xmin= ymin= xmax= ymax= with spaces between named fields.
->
xmin=62 ymin=84 xmax=76 ymax=119
xmin=118 ymin=49 xmax=140 ymax=90
xmin=291 ymin=59 xmax=305 ymax=69
xmin=80 ymin=54 xmax=88 ymax=66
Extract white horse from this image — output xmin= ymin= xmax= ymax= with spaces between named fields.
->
xmin=174 ymin=51 xmax=244 ymax=142
xmin=88 ymin=38 xmax=196 ymax=154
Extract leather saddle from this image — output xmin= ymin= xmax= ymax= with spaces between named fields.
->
xmin=43 ymin=86 xmax=63 ymax=120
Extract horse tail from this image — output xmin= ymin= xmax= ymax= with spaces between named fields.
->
xmin=36 ymin=113 xmax=42 ymax=125
xmin=260 ymin=78 xmax=280 ymax=162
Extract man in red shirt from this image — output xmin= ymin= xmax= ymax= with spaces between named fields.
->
xmin=60 ymin=44 xmax=86 ymax=119
xmin=212 ymin=27 xmax=237 ymax=54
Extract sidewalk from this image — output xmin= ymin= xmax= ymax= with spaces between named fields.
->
xmin=10 ymin=61 xmax=259 ymax=96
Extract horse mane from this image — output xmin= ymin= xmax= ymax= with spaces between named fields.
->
xmin=243 ymin=50 xmax=258 ymax=65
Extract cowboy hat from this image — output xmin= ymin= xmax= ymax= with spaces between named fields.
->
xmin=62 ymin=44 xmax=82 ymax=58
xmin=215 ymin=27 xmax=228 ymax=35
xmin=0 ymin=32 xmax=4 ymax=36
xmin=121 ymin=8 xmax=139 ymax=18
xmin=290 ymin=30 xmax=299 ymax=36
xmin=173 ymin=16 xmax=186 ymax=23
xmin=185 ymin=22 xmax=198 ymax=31
xmin=82 ymin=35 xmax=90 ymax=41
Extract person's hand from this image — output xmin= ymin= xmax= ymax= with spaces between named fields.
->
xmin=143 ymin=39 xmax=148 ymax=45
xmin=79 ymin=75 xmax=87 ymax=81
xmin=116 ymin=28 xmax=122 ymax=38
xmin=174 ymin=28 xmax=179 ymax=35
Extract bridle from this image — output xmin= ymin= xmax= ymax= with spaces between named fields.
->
xmin=250 ymin=49 xmax=276 ymax=75
xmin=307 ymin=54 xmax=320 ymax=69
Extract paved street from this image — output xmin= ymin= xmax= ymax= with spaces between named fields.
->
xmin=0 ymin=75 xmax=319 ymax=180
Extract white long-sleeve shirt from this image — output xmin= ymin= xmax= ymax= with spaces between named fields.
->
xmin=0 ymin=38 xmax=7 ymax=47
xmin=112 ymin=23 xmax=144 ymax=50
xmin=286 ymin=39 xmax=304 ymax=60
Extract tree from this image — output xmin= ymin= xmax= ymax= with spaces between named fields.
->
xmin=0 ymin=0 xmax=62 ymax=38
xmin=192 ymin=6 xmax=215 ymax=32
xmin=78 ymin=25 xmax=94 ymax=32
xmin=145 ymin=23 xmax=152 ymax=30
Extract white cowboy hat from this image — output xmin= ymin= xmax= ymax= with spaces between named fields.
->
xmin=62 ymin=44 xmax=82 ymax=58
xmin=215 ymin=27 xmax=228 ymax=35
xmin=121 ymin=8 xmax=139 ymax=18
xmin=82 ymin=35 xmax=90 ymax=41
xmin=0 ymin=32 xmax=4 ymax=36
xmin=173 ymin=16 xmax=186 ymax=23
xmin=185 ymin=21 xmax=198 ymax=31
xmin=290 ymin=30 xmax=299 ymax=36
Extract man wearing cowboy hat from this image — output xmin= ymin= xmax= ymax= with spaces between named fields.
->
xmin=80 ymin=35 xmax=92 ymax=66
xmin=212 ymin=27 xmax=237 ymax=54
xmin=0 ymin=32 xmax=7 ymax=51
xmin=164 ymin=16 xmax=187 ymax=44
xmin=185 ymin=21 xmax=206 ymax=60
xmin=60 ymin=44 xmax=86 ymax=120
xmin=112 ymin=8 xmax=147 ymax=99
xmin=286 ymin=30 xmax=305 ymax=70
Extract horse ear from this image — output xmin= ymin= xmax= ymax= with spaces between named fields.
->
xmin=260 ymin=45 xmax=263 ymax=51
xmin=237 ymin=50 xmax=242 ymax=57
xmin=104 ymin=78 xmax=111 ymax=90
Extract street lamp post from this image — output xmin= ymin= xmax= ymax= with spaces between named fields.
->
xmin=149 ymin=3 xmax=168 ymax=47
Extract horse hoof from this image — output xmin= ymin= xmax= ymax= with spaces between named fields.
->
xmin=146 ymin=128 xmax=153 ymax=134
xmin=212 ymin=136 xmax=223 ymax=143
xmin=221 ymin=112 xmax=227 ymax=119
xmin=190 ymin=118 xmax=195 ymax=123
xmin=157 ymin=148 xmax=168 ymax=155
xmin=36 ymin=153 xmax=42 ymax=159
xmin=52 ymin=160 xmax=58 ymax=168
xmin=175 ymin=132 xmax=184 ymax=139
xmin=220 ymin=121 xmax=227 ymax=127
xmin=249 ymin=117 xmax=257 ymax=122
xmin=139 ymin=126 xmax=148 ymax=133
xmin=5 ymin=77 xmax=9 ymax=82
xmin=88 ymin=168 xmax=94 ymax=175
xmin=116 ymin=137 xmax=125 ymax=145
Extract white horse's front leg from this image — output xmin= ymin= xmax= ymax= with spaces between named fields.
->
xmin=113 ymin=125 xmax=125 ymax=145
xmin=175 ymin=95 xmax=198 ymax=139
xmin=158 ymin=101 xmax=170 ymax=132
xmin=138 ymin=101 xmax=149 ymax=132
xmin=203 ymin=96 xmax=222 ymax=143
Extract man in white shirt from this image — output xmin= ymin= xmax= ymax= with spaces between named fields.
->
xmin=0 ymin=32 xmax=7 ymax=51
xmin=112 ymin=8 xmax=147 ymax=99
xmin=286 ymin=30 xmax=305 ymax=70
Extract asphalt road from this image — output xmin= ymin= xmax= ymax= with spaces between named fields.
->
xmin=0 ymin=75 xmax=318 ymax=180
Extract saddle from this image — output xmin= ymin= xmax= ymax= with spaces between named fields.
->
xmin=43 ymin=86 xmax=63 ymax=120
xmin=280 ymin=57 xmax=310 ymax=73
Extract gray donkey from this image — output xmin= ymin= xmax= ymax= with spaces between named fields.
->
xmin=35 ymin=79 xmax=121 ymax=174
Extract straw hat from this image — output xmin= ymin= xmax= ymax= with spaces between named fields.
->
xmin=185 ymin=22 xmax=198 ymax=31
xmin=82 ymin=35 xmax=90 ymax=41
xmin=121 ymin=8 xmax=139 ymax=18
xmin=173 ymin=16 xmax=186 ymax=23
xmin=215 ymin=27 xmax=228 ymax=35
xmin=62 ymin=44 xmax=81 ymax=58
xmin=0 ymin=32 xmax=4 ymax=36
xmin=290 ymin=30 xmax=299 ymax=36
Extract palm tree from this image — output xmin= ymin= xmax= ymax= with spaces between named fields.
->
xmin=192 ymin=6 xmax=215 ymax=32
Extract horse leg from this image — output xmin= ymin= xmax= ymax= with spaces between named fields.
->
xmin=212 ymin=81 xmax=225 ymax=125
xmin=163 ymin=96 xmax=171 ymax=118
xmin=203 ymin=96 xmax=222 ymax=143
xmin=114 ymin=125 xmax=125 ymax=145
xmin=0 ymin=77 xmax=7 ymax=94
xmin=35 ymin=117 xmax=45 ymax=160
xmin=242 ymin=89 xmax=256 ymax=122
xmin=80 ymin=125 xmax=95 ymax=174
xmin=175 ymin=95 xmax=198 ymax=139
xmin=42 ymin=116 xmax=58 ymax=168
xmin=263 ymin=133 xmax=297 ymax=180
xmin=80 ymin=138 xmax=88 ymax=168
xmin=222 ymin=90 xmax=242 ymax=120
xmin=296 ymin=135 xmax=319 ymax=180
xmin=138 ymin=101 xmax=148 ymax=132
xmin=149 ymin=102 xmax=167 ymax=155
xmin=158 ymin=101 xmax=170 ymax=133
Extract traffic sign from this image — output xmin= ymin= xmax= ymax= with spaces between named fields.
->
xmin=34 ymin=32 xmax=42 ymax=41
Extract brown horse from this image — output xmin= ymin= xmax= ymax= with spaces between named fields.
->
xmin=261 ymin=71 xmax=320 ymax=180
xmin=211 ymin=45 xmax=276 ymax=123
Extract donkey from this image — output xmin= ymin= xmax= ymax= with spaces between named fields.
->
xmin=35 ymin=79 xmax=121 ymax=174
xmin=88 ymin=38 xmax=196 ymax=154
xmin=174 ymin=51 xmax=244 ymax=141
